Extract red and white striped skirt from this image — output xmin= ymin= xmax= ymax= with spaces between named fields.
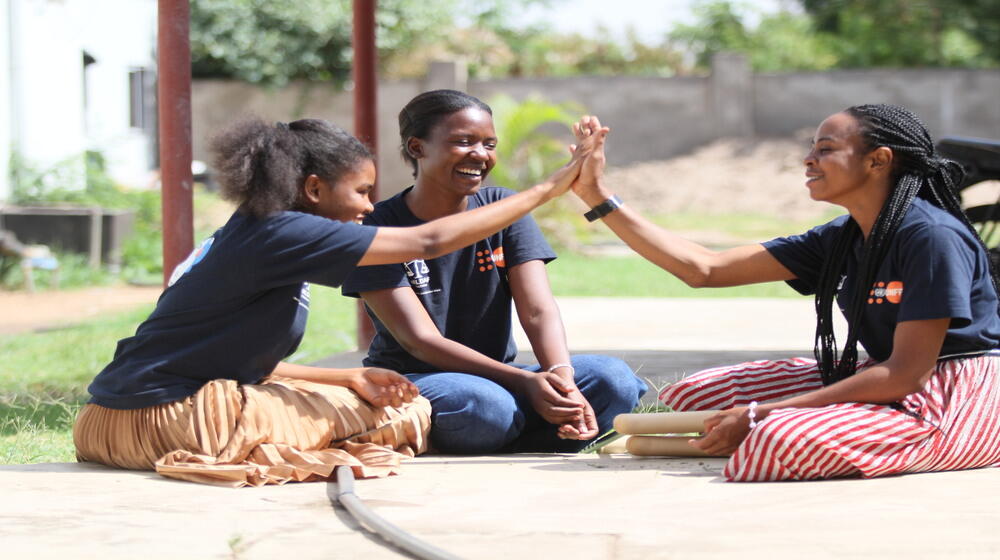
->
xmin=658 ymin=353 xmax=1000 ymax=482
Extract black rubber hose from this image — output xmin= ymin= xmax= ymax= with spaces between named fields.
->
xmin=332 ymin=465 xmax=464 ymax=560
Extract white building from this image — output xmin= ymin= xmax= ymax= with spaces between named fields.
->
xmin=0 ymin=0 xmax=158 ymax=202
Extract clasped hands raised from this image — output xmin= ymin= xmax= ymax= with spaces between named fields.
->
xmin=569 ymin=115 xmax=611 ymax=199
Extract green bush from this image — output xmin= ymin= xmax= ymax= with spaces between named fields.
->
xmin=488 ymin=94 xmax=592 ymax=249
xmin=6 ymin=151 xmax=164 ymax=287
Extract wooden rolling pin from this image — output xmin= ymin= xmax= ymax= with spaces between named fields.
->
xmin=613 ymin=410 xmax=720 ymax=435
xmin=626 ymin=435 xmax=728 ymax=457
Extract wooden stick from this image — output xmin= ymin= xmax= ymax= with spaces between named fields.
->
xmin=626 ymin=435 xmax=729 ymax=457
xmin=613 ymin=410 xmax=719 ymax=435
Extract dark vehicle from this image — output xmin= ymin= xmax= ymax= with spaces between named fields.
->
xmin=937 ymin=136 xmax=1000 ymax=267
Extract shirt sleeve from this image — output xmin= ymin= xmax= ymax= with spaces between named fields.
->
xmin=340 ymin=211 xmax=410 ymax=298
xmin=762 ymin=216 xmax=848 ymax=296
xmin=257 ymin=213 xmax=377 ymax=289
xmin=492 ymin=188 xmax=557 ymax=268
xmin=895 ymin=222 xmax=976 ymax=326
xmin=340 ymin=259 xmax=410 ymax=298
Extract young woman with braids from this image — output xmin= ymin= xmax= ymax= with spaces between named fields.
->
xmin=72 ymin=117 xmax=598 ymax=486
xmin=571 ymin=105 xmax=1000 ymax=481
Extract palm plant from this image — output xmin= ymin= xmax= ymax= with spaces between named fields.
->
xmin=486 ymin=94 xmax=586 ymax=248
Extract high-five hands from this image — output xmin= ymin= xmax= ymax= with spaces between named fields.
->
xmin=538 ymin=115 xmax=611 ymax=202
xmin=570 ymin=115 xmax=611 ymax=199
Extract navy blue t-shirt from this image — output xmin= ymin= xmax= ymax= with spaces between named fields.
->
xmin=763 ymin=198 xmax=1000 ymax=361
xmin=88 ymin=210 xmax=376 ymax=409
xmin=342 ymin=186 xmax=556 ymax=373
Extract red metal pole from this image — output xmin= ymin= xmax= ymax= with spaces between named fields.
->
xmin=353 ymin=0 xmax=379 ymax=349
xmin=158 ymin=0 xmax=194 ymax=287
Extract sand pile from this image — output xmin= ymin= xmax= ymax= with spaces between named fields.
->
xmin=605 ymin=134 xmax=832 ymax=222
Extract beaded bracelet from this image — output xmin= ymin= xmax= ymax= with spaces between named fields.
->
xmin=747 ymin=400 xmax=759 ymax=429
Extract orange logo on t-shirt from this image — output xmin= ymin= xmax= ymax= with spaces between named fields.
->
xmin=475 ymin=246 xmax=505 ymax=272
xmin=476 ymin=249 xmax=495 ymax=272
xmin=868 ymin=280 xmax=903 ymax=304
xmin=885 ymin=281 xmax=903 ymax=304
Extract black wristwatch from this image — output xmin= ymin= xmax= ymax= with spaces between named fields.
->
xmin=583 ymin=195 xmax=624 ymax=222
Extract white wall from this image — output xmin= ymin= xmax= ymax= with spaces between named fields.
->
xmin=9 ymin=0 xmax=87 ymax=188
xmin=1 ymin=0 xmax=157 ymax=203
xmin=0 ymin=0 xmax=11 ymax=201
xmin=73 ymin=0 xmax=157 ymax=188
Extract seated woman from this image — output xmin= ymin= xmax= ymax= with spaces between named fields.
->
xmin=569 ymin=105 xmax=1000 ymax=481
xmin=343 ymin=90 xmax=647 ymax=454
xmin=73 ymin=116 xmax=596 ymax=486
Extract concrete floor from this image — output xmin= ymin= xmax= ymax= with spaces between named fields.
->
xmin=4 ymin=455 xmax=999 ymax=559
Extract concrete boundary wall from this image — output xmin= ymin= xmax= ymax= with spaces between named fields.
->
xmin=192 ymin=57 xmax=1000 ymax=200
xmin=754 ymin=68 xmax=1000 ymax=140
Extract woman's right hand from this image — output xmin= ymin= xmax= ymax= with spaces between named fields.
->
xmin=536 ymin=116 xmax=610 ymax=202
xmin=520 ymin=371 xmax=585 ymax=425
xmin=570 ymin=115 xmax=610 ymax=202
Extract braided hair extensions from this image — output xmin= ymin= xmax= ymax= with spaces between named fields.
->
xmin=813 ymin=103 xmax=1000 ymax=385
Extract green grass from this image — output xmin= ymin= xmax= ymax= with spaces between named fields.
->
xmin=548 ymin=252 xmax=800 ymax=298
xmin=285 ymin=286 xmax=359 ymax=364
xmin=0 ymin=395 xmax=80 ymax=463
xmin=650 ymin=210 xmax=840 ymax=243
xmin=0 ymin=306 xmax=153 ymax=397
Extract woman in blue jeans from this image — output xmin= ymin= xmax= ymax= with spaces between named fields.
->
xmin=343 ymin=90 xmax=646 ymax=453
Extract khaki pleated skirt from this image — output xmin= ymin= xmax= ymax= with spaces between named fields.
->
xmin=73 ymin=376 xmax=431 ymax=487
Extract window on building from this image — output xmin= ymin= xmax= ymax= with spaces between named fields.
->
xmin=129 ymin=68 xmax=150 ymax=129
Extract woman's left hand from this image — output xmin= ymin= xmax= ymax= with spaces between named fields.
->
xmin=688 ymin=406 xmax=752 ymax=455
xmin=349 ymin=367 xmax=420 ymax=408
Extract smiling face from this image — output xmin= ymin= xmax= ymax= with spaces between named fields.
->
xmin=304 ymin=158 xmax=376 ymax=223
xmin=408 ymin=107 xmax=498 ymax=197
xmin=803 ymin=112 xmax=876 ymax=207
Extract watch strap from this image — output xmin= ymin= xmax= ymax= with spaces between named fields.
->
xmin=583 ymin=195 xmax=624 ymax=222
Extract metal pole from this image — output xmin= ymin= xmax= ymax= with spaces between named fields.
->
xmin=353 ymin=0 xmax=378 ymax=348
xmin=158 ymin=0 xmax=194 ymax=287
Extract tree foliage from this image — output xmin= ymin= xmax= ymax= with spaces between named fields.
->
xmin=190 ymin=0 xmax=554 ymax=86
xmin=486 ymin=95 xmax=589 ymax=247
xmin=672 ymin=0 xmax=999 ymax=73
xmin=190 ymin=0 xmax=1000 ymax=85
xmin=191 ymin=0 xmax=687 ymax=84
xmin=190 ymin=0 xmax=458 ymax=86
xmin=800 ymin=0 xmax=998 ymax=67
xmin=670 ymin=2 xmax=838 ymax=72
xmin=487 ymin=94 xmax=581 ymax=190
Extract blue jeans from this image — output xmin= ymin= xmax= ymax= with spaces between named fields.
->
xmin=406 ymin=354 xmax=647 ymax=454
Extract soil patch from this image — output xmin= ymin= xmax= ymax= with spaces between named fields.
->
xmin=0 ymin=285 xmax=162 ymax=335
xmin=605 ymin=133 xmax=829 ymax=221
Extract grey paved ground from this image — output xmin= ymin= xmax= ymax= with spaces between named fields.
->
xmin=3 ymin=297 xmax=997 ymax=559
xmin=6 ymin=455 xmax=1000 ymax=559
